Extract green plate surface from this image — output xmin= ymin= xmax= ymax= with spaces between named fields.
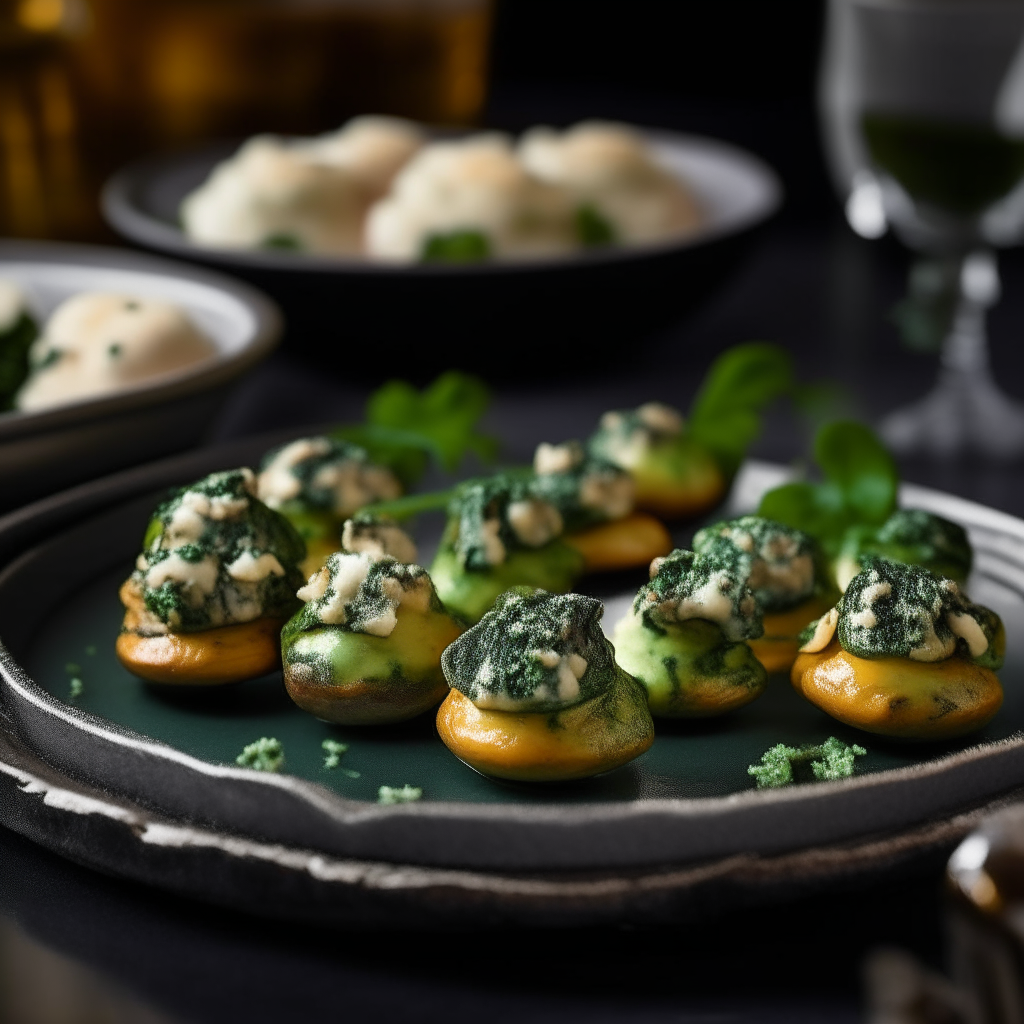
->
xmin=24 ymin=562 xmax=1024 ymax=806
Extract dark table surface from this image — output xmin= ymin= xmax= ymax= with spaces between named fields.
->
xmin=4 ymin=83 xmax=1024 ymax=1023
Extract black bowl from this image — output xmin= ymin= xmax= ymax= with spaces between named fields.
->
xmin=102 ymin=130 xmax=782 ymax=377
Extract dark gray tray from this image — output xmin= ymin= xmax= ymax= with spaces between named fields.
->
xmin=0 ymin=441 xmax=1021 ymax=926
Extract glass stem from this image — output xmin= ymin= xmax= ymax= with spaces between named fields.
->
xmin=881 ymin=250 xmax=1024 ymax=458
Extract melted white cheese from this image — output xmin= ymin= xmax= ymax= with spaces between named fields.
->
xmin=506 ymin=498 xmax=563 ymax=547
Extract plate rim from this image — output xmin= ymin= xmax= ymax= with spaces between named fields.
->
xmin=100 ymin=128 xmax=784 ymax=276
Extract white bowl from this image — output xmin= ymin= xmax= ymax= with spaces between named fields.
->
xmin=0 ymin=240 xmax=280 ymax=511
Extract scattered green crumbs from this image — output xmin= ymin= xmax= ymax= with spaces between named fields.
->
xmin=378 ymin=785 xmax=422 ymax=805
xmin=85 ymin=645 xmax=96 ymax=656
xmin=236 ymin=737 xmax=285 ymax=773
xmin=68 ymin=679 xmax=83 ymax=700
xmin=748 ymin=738 xmax=866 ymax=789
xmin=322 ymin=739 xmax=348 ymax=769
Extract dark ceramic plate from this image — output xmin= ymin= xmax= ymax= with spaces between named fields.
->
xmin=101 ymin=131 xmax=782 ymax=372
xmin=0 ymin=443 xmax=1022 ymax=927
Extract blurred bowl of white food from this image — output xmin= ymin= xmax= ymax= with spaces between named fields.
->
xmin=0 ymin=241 xmax=279 ymax=511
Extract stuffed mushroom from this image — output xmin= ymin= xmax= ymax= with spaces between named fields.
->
xmin=117 ymin=468 xmax=306 ymax=685
xmin=612 ymin=549 xmax=768 ymax=717
xmin=693 ymin=516 xmax=834 ymax=673
xmin=257 ymin=436 xmax=402 ymax=576
xmin=588 ymin=402 xmax=726 ymax=519
xmin=430 ymin=446 xmax=671 ymax=623
xmin=437 ymin=589 xmax=654 ymax=781
xmin=792 ymin=558 xmax=1004 ymax=739
xmin=281 ymin=550 xmax=463 ymax=724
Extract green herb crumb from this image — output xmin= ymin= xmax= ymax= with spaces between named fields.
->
xmin=84 ymin=645 xmax=96 ymax=656
xmin=322 ymin=739 xmax=349 ymax=769
xmin=378 ymin=785 xmax=422 ymax=805
xmin=236 ymin=737 xmax=284 ymax=772
xmin=65 ymin=662 xmax=81 ymax=675
xmin=748 ymin=737 xmax=866 ymax=788
xmin=68 ymin=678 xmax=83 ymax=700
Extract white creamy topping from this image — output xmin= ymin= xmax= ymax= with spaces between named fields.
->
xmin=167 ymin=499 xmax=208 ymax=545
xmin=908 ymin=613 xmax=958 ymax=662
xmin=307 ymin=116 xmax=424 ymax=196
xmin=947 ymin=610 xmax=989 ymax=658
xmin=365 ymin=134 xmax=577 ymax=261
xmin=311 ymin=460 xmax=401 ymax=517
xmin=579 ymin=470 xmax=635 ymax=519
xmin=226 ymin=551 xmax=285 ymax=583
xmin=258 ymin=438 xmax=332 ymax=507
xmin=315 ymin=553 xmax=372 ymax=626
xmin=506 ymin=498 xmax=563 ymax=547
xmin=834 ymin=553 xmax=861 ymax=593
xmin=341 ymin=518 xmax=417 ymax=563
xmin=146 ymin=554 xmax=219 ymax=604
xmin=660 ymin=571 xmax=756 ymax=641
xmin=723 ymin=527 xmax=755 ymax=553
xmin=476 ymin=518 xmax=506 ymax=566
xmin=16 ymin=293 xmax=215 ymax=412
xmin=297 ymin=552 xmax=432 ymax=638
xmin=296 ymin=566 xmax=331 ymax=603
xmin=519 ymin=121 xmax=702 ymax=244
xmin=849 ymin=580 xmax=892 ymax=630
xmin=799 ymin=607 xmax=839 ymax=653
xmin=637 ymin=402 xmax=684 ymax=435
xmin=473 ymin=648 xmax=588 ymax=710
xmin=180 ymin=134 xmax=369 ymax=255
xmin=534 ymin=441 xmax=584 ymax=475
xmin=0 ymin=279 xmax=26 ymax=334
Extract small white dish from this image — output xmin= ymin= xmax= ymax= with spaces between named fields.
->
xmin=0 ymin=240 xmax=280 ymax=510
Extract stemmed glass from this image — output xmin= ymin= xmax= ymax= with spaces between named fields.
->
xmin=820 ymin=0 xmax=1024 ymax=458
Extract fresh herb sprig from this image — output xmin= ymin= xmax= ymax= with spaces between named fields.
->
xmin=334 ymin=372 xmax=499 ymax=489
xmin=748 ymin=737 xmax=867 ymax=788
xmin=687 ymin=342 xmax=795 ymax=475
xmin=757 ymin=420 xmax=899 ymax=558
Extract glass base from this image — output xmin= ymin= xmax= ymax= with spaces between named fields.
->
xmin=880 ymin=369 xmax=1024 ymax=459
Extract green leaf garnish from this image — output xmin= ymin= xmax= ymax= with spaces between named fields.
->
xmin=748 ymin=737 xmax=866 ymax=788
xmin=687 ymin=343 xmax=794 ymax=475
xmin=757 ymin=421 xmax=898 ymax=556
xmin=236 ymin=737 xmax=285 ymax=772
xmin=335 ymin=372 xmax=498 ymax=488
xmin=360 ymin=489 xmax=455 ymax=522
xmin=322 ymin=738 xmax=348 ymax=770
xmin=815 ymin=421 xmax=898 ymax=524
xmin=575 ymin=204 xmax=616 ymax=247
xmin=261 ymin=233 xmax=302 ymax=251
xmin=421 ymin=230 xmax=490 ymax=263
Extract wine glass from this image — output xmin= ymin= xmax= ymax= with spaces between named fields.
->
xmin=820 ymin=0 xmax=1024 ymax=458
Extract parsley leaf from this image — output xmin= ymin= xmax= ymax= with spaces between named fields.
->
xmin=421 ymin=230 xmax=490 ymax=263
xmin=576 ymin=204 xmax=616 ymax=246
xmin=748 ymin=737 xmax=866 ymax=788
xmin=757 ymin=421 xmax=899 ymax=556
xmin=687 ymin=343 xmax=794 ymax=475
xmin=335 ymin=372 xmax=499 ymax=488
